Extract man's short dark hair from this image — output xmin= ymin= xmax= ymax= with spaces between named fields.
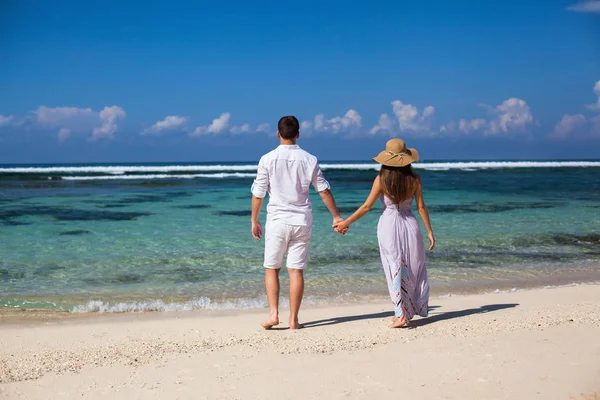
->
xmin=278 ymin=116 xmax=300 ymax=139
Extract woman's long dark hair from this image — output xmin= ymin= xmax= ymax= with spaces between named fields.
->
xmin=378 ymin=164 xmax=419 ymax=203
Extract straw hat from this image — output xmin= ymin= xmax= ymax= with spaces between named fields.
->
xmin=372 ymin=138 xmax=419 ymax=167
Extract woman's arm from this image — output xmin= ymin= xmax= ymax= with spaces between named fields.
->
xmin=414 ymin=178 xmax=435 ymax=250
xmin=333 ymin=176 xmax=382 ymax=232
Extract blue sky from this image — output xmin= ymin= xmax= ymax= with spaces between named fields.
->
xmin=0 ymin=0 xmax=599 ymax=163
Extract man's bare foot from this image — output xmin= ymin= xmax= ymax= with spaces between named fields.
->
xmin=391 ymin=316 xmax=398 ymax=323
xmin=261 ymin=312 xmax=279 ymax=329
xmin=261 ymin=319 xmax=279 ymax=329
xmin=389 ymin=316 xmax=408 ymax=328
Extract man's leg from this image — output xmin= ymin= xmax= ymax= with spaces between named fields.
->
xmin=286 ymin=225 xmax=311 ymax=330
xmin=287 ymin=268 xmax=304 ymax=329
xmin=262 ymin=268 xmax=281 ymax=329
xmin=262 ymin=220 xmax=286 ymax=329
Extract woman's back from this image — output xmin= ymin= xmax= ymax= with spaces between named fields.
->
xmin=381 ymin=194 xmax=413 ymax=211
xmin=331 ymin=137 xmax=434 ymax=327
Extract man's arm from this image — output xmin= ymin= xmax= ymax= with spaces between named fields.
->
xmin=312 ymin=163 xmax=343 ymax=226
xmin=251 ymin=195 xmax=264 ymax=240
xmin=318 ymin=188 xmax=342 ymax=224
xmin=250 ymin=159 xmax=268 ymax=241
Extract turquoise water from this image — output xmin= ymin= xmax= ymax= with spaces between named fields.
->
xmin=1 ymin=161 xmax=599 ymax=312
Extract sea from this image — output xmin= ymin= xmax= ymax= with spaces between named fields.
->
xmin=1 ymin=160 xmax=600 ymax=314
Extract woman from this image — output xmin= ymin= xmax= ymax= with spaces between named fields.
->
xmin=334 ymin=138 xmax=435 ymax=328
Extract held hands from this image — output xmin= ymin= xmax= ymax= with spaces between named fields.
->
xmin=251 ymin=220 xmax=262 ymax=241
xmin=332 ymin=216 xmax=349 ymax=235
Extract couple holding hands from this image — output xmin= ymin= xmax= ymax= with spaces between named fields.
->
xmin=251 ymin=116 xmax=434 ymax=330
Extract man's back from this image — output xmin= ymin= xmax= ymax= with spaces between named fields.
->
xmin=250 ymin=115 xmax=342 ymax=330
xmin=251 ymin=144 xmax=330 ymax=226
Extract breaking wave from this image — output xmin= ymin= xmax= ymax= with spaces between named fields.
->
xmin=60 ymin=173 xmax=257 ymax=180
xmin=1 ymin=160 xmax=599 ymax=181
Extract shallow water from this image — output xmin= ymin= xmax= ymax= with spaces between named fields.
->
xmin=1 ymin=161 xmax=599 ymax=312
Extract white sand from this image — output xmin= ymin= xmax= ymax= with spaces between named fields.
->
xmin=1 ymin=284 xmax=599 ymax=399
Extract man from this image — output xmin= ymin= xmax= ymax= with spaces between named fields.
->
xmin=251 ymin=115 xmax=343 ymax=330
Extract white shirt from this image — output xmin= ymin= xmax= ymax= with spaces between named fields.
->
xmin=251 ymin=144 xmax=330 ymax=226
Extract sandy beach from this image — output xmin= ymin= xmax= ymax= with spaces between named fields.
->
xmin=1 ymin=284 xmax=599 ymax=400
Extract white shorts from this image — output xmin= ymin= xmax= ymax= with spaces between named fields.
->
xmin=264 ymin=220 xmax=312 ymax=270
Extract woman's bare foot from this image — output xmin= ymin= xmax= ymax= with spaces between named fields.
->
xmin=289 ymin=317 xmax=304 ymax=330
xmin=261 ymin=312 xmax=279 ymax=329
xmin=389 ymin=316 xmax=408 ymax=328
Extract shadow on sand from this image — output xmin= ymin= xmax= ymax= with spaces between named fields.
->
xmin=301 ymin=303 xmax=519 ymax=329
xmin=407 ymin=303 xmax=519 ymax=328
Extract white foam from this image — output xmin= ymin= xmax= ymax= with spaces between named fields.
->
xmin=492 ymin=288 xmax=519 ymax=294
xmin=2 ymin=160 xmax=599 ymax=175
xmin=321 ymin=163 xmax=379 ymax=170
xmin=72 ymin=296 xmax=269 ymax=313
xmin=60 ymin=173 xmax=257 ymax=180
xmin=70 ymin=292 xmax=360 ymax=313
xmin=0 ymin=165 xmax=261 ymax=174
xmin=414 ymin=161 xmax=600 ymax=170
xmin=0 ymin=164 xmax=376 ymax=174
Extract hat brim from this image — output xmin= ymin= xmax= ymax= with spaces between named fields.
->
xmin=372 ymin=148 xmax=419 ymax=167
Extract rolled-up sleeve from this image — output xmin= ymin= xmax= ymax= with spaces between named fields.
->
xmin=251 ymin=159 xmax=269 ymax=198
xmin=312 ymin=163 xmax=330 ymax=192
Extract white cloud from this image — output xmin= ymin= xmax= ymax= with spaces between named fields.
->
xmin=36 ymin=106 xmax=96 ymax=127
xmin=485 ymin=98 xmax=534 ymax=135
xmin=301 ymin=109 xmax=362 ymax=135
xmin=586 ymin=80 xmax=600 ymax=110
xmin=91 ymin=106 xmax=126 ymax=140
xmin=549 ymin=114 xmax=587 ymax=139
xmin=313 ymin=114 xmax=326 ymax=131
xmin=35 ymin=105 xmax=125 ymax=141
xmin=370 ymin=101 xmax=434 ymax=135
xmin=189 ymin=114 xmax=269 ymax=136
xmin=0 ymin=114 xmax=15 ymax=127
xmin=256 ymin=123 xmax=271 ymax=133
xmin=230 ymin=123 xmax=250 ymax=135
xmin=549 ymin=81 xmax=600 ymax=139
xmin=440 ymin=118 xmax=486 ymax=135
xmin=567 ymin=1 xmax=600 ymax=12
xmin=143 ymin=115 xmax=188 ymax=135
xmin=439 ymin=121 xmax=456 ymax=134
xmin=7 ymin=83 xmax=597 ymax=143
xmin=326 ymin=109 xmax=362 ymax=133
xmin=550 ymin=114 xmax=600 ymax=140
xmin=439 ymin=98 xmax=533 ymax=136
xmin=369 ymin=113 xmax=395 ymax=134
xmin=392 ymin=101 xmax=435 ymax=133
xmin=192 ymin=112 xmax=231 ymax=136
xmin=458 ymin=118 xmax=486 ymax=133
xmin=58 ymin=128 xmax=71 ymax=142
xmin=299 ymin=120 xmax=312 ymax=133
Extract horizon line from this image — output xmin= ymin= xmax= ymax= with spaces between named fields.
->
xmin=2 ymin=157 xmax=600 ymax=166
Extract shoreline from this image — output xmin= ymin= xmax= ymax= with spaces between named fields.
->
xmin=2 ymin=269 xmax=600 ymax=323
xmin=1 ymin=284 xmax=599 ymax=399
